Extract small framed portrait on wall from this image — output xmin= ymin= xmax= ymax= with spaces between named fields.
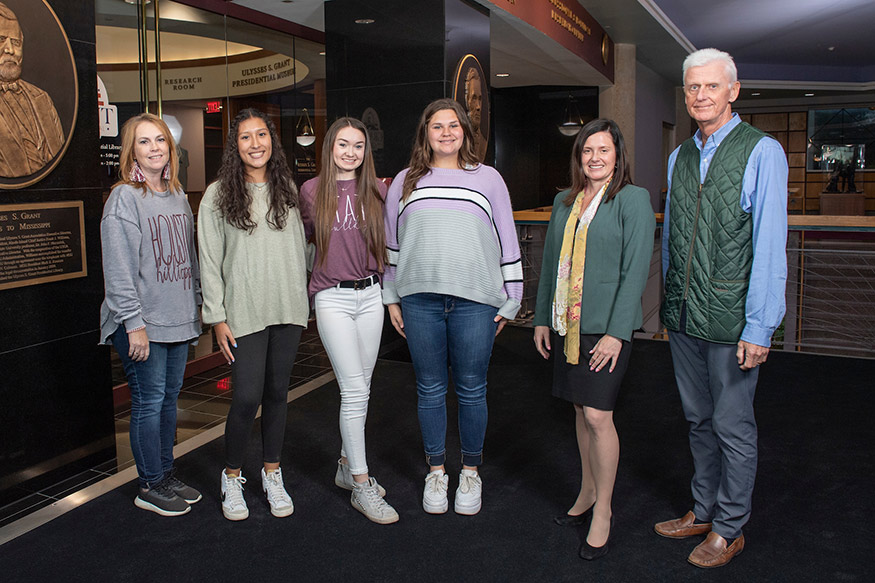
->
xmin=452 ymin=54 xmax=489 ymax=163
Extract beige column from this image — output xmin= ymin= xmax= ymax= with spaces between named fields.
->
xmin=599 ymin=43 xmax=637 ymax=173
xmin=674 ymin=86 xmax=693 ymax=148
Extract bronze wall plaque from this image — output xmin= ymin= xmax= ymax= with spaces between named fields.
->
xmin=0 ymin=201 xmax=87 ymax=290
xmin=0 ymin=0 xmax=78 ymax=189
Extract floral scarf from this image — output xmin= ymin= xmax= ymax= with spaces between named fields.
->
xmin=551 ymin=182 xmax=608 ymax=364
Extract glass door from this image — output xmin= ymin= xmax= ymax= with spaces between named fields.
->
xmin=95 ymin=0 xmax=326 ymax=380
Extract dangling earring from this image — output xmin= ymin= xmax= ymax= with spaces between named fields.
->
xmin=130 ymin=160 xmax=146 ymax=183
xmin=162 ymin=163 xmax=171 ymax=180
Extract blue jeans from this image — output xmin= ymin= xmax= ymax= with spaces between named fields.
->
xmin=401 ymin=293 xmax=498 ymax=467
xmin=111 ymin=326 xmax=189 ymax=489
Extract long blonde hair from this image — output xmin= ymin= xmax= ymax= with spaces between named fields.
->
xmin=115 ymin=113 xmax=182 ymax=195
xmin=313 ymin=117 xmax=386 ymax=271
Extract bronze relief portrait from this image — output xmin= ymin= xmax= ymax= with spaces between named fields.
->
xmin=0 ymin=0 xmax=77 ymax=189
xmin=453 ymin=54 xmax=489 ymax=163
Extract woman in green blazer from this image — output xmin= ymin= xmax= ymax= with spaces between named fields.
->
xmin=533 ymin=119 xmax=655 ymax=560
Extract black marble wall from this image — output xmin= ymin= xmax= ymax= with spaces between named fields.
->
xmin=493 ymin=87 xmax=600 ymax=210
xmin=0 ymin=0 xmax=114 ymax=504
xmin=325 ymin=0 xmax=490 ymax=179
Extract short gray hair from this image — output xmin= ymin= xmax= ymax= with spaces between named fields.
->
xmin=683 ymin=48 xmax=737 ymax=85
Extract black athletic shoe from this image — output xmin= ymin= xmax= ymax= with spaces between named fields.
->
xmin=164 ymin=468 xmax=202 ymax=503
xmin=135 ymin=481 xmax=191 ymax=516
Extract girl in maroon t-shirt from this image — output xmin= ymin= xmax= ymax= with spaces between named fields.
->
xmin=299 ymin=117 xmax=397 ymax=524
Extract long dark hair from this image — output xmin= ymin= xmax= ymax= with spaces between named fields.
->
xmin=401 ymin=98 xmax=479 ymax=201
xmin=564 ymin=118 xmax=633 ymax=206
xmin=215 ymin=108 xmax=298 ymax=232
xmin=313 ymin=117 xmax=387 ymax=271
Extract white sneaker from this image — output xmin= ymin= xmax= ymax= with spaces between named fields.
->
xmin=454 ymin=469 xmax=482 ymax=515
xmin=422 ymin=469 xmax=449 ymax=514
xmin=262 ymin=467 xmax=294 ymax=518
xmin=334 ymin=458 xmax=386 ymax=496
xmin=351 ymin=477 xmax=399 ymax=525
xmin=220 ymin=470 xmax=248 ymax=521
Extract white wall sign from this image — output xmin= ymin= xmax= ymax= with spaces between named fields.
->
xmin=97 ymin=75 xmax=118 ymax=138
xmin=98 ymin=53 xmax=309 ymax=103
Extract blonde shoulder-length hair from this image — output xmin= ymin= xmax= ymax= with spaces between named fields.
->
xmin=114 ymin=113 xmax=182 ymax=195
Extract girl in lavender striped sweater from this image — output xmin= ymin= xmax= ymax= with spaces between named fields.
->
xmin=383 ymin=98 xmax=522 ymax=516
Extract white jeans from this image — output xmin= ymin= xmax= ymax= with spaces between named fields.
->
xmin=314 ymin=283 xmax=384 ymax=475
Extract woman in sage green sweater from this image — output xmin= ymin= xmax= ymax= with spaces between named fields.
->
xmin=198 ymin=109 xmax=308 ymax=522
xmin=533 ymin=119 xmax=655 ymax=560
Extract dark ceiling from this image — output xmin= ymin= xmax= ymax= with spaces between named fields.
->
xmin=232 ymin=0 xmax=875 ymax=91
xmin=652 ymin=0 xmax=875 ymax=83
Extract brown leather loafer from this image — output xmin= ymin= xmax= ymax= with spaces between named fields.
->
xmin=688 ymin=531 xmax=744 ymax=568
xmin=654 ymin=511 xmax=712 ymax=538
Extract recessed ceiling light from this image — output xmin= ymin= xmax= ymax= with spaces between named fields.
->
xmin=495 ymin=73 xmax=509 ymax=77
xmin=805 ymin=93 xmax=815 ymax=97
xmin=828 ymin=46 xmax=835 ymax=51
xmin=355 ymin=18 xmax=375 ymax=24
xmin=751 ymin=92 xmax=761 ymax=96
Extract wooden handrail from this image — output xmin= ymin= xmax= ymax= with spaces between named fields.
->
xmin=514 ymin=208 xmax=875 ymax=231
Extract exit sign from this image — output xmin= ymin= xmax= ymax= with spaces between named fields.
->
xmin=205 ymin=101 xmax=222 ymax=114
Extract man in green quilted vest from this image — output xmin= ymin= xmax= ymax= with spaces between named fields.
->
xmin=654 ymin=49 xmax=788 ymax=569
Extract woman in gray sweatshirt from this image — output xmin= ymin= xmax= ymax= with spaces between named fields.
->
xmin=100 ymin=113 xmax=202 ymax=517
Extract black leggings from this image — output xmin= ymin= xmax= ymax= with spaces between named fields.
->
xmin=224 ymin=324 xmax=303 ymax=469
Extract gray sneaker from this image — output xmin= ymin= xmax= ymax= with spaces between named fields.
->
xmin=351 ymin=477 xmax=399 ymax=524
xmin=164 ymin=468 xmax=202 ymax=503
xmin=135 ymin=480 xmax=191 ymax=517
xmin=334 ymin=458 xmax=386 ymax=496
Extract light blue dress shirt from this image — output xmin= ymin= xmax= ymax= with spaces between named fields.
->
xmin=662 ymin=113 xmax=788 ymax=347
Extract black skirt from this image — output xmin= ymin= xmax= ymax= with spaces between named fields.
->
xmin=551 ymin=331 xmax=631 ymax=411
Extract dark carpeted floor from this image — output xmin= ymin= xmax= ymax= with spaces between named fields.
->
xmin=1 ymin=327 xmax=871 ymax=582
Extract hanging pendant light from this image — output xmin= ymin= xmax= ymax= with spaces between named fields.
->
xmin=296 ymin=108 xmax=315 ymax=146
xmin=558 ymin=95 xmax=584 ymax=136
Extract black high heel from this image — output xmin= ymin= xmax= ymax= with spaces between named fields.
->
xmin=579 ymin=515 xmax=613 ymax=560
xmin=553 ymin=502 xmax=595 ymax=527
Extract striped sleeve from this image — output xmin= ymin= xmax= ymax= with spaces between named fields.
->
xmin=489 ymin=173 xmax=522 ymax=319
xmin=381 ymin=172 xmax=404 ymax=305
